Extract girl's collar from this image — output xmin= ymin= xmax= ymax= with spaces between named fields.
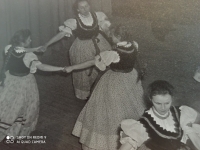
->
xmin=117 ymin=41 xmax=132 ymax=47
xmin=152 ymin=107 xmax=170 ymax=120
xmin=114 ymin=41 xmax=135 ymax=53
xmin=14 ymin=47 xmax=26 ymax=53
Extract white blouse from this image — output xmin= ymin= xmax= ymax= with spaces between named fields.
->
xmin=5 ymin=45 xmax=41 ymax=74
xmin=120 ymin=105 xmax=200 ymax=150
xmin=59 ymin=12 xmax=110 ymax=37
xmin=94 ymin=41 xmax=138 ymax=71
xmin=94 ymin=51 xmax=120 ymax=71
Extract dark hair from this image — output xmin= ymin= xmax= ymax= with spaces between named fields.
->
xmin=110 ymin=25 xmax=131 ymax=42
xmin=73 ymin=0 xmax=90 ymax=15
xmin=148 ymin=80 xmax=174 ymax=99
xmin=10 ymin=29 xmax=31 ymax=47
xmin=0 ymin=29 xmax=31 ymax=86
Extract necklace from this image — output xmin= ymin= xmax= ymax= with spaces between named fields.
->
xmin=152 ymin=107 xmax=170 ymax=120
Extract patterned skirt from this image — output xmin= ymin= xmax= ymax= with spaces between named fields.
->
xmin=0 ymin=72 xmax=39 ymax=141
xmin=69 ymin=33 xmax=111 ymax=100
xmin=72 ymin=69 xmax=146 ymax=150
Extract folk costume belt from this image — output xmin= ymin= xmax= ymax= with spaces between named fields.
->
xmin=111 ymin=68 xmax=133 ymax=73
xmin=9 ymin=71 xmax=29 ymax=77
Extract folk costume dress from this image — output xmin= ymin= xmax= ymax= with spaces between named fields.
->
xmin=0 ymin=45 xmax=40 ymax=141
xmin=120 ymin=106 xmax=200 ymax=150
xmin=59 ymin=12 xmax=112 ymax=100
xmin=72 ymin=42 xmax=146 ymax=150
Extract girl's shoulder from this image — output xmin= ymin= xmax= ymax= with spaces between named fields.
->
xmin=4 ymin=45 xmax=12 ymax=54
xmin=95 ymin=12 xmax=107 ymax=21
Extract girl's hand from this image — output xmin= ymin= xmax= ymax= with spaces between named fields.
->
xmin=36 ymin=46 xmax=47 ymax=52
xmin=35 ymin=46 xmax=43 ymax=52
xmin=64 ymin=66 xmax=73 ymax=73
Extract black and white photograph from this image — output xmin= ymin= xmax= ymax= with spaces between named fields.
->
xmin=0 ymin=0 xmax=200 ymax=150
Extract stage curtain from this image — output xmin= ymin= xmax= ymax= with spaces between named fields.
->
xmin=0 ymin=0 xmax=112 ymax=69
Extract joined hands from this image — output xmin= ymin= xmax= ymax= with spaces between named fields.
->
xmin=62 ymin=66 xmax=73 ymax=73
xmin=35 ymin=45 xmax=47 ymax=52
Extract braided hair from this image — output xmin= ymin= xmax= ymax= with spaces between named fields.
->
xmin=0 ymin=29 xmax=31 ymax=86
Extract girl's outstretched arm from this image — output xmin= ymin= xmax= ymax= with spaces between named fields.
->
xmin=25 ymin=46 xmax=43 ymax=53
xmin=36 ymin=63 xmax=65 ymax=72
xmin=43 ymin=31 xmax=67 ymax=49
xmin=65 ymin=50 xmax=120 ymax=73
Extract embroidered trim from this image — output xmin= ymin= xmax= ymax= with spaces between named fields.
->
xmin=11 ymin=52 xmax=26 ymax=58
xmin=142 ymin=117 xmax=182 ymax=139
xmin=141 ymin=106 xmax=182 ymax=139
xmin=10 ymin=47 xmax=26 ymax=58
xmin=15 ymin=47 xmax=26 ymax=53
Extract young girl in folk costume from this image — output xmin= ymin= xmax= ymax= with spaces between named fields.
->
xmin=65 ymin=26 xmax=146 ymax=150
xmin=0 ymin=29 xmax=68 ymax=141
xmin=43 ymin=0 xmax=112 ymax=100
xmin=119 ymin=80 xmax=200 ymax=150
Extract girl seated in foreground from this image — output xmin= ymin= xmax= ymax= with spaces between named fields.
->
xmin=119 ymin=80 xmax=200 ymax=150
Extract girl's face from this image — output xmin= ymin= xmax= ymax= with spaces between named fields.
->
xmin=77 ymin=1 xmax=90 ymax=16
xmin=151 ymin=94 xmax=172 ymax=115
xmin=23 ymin=36 xmax=31 ymax=48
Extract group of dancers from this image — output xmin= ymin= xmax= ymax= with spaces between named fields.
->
xmin=0 ymin=0 xmax=200 ymax=150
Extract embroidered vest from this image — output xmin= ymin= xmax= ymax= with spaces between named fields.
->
xmin=75 ymin=12 xmax=99 ymax=40
xmin=139 ymin=106 xmax=184 ymax=150
xmin=7 ymin=46 xmax=29 ymax=76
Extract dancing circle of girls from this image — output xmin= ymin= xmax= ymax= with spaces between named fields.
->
xmin=0 ymin=0 xmax=200 ymax=150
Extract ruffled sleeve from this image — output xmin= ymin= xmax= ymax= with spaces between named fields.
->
xmin=94 ymin=51 xmax=120 ymax=71
xmin=120 ymin=119 xmax=149 ymax=150
xmin=96 ymin=12 xmax=111 ymax=32
xmin=180 ymin=105 xmax=200 ymax=149
xmin=23 ymin=52 xmax=42 ymax=73
xmin=4 ymin=45 xmax=12 ymax=54
xmin=59 ymin=19 xmax=77 ymax=37
xmin=96 ymin=12 xmax=108 ymax=22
